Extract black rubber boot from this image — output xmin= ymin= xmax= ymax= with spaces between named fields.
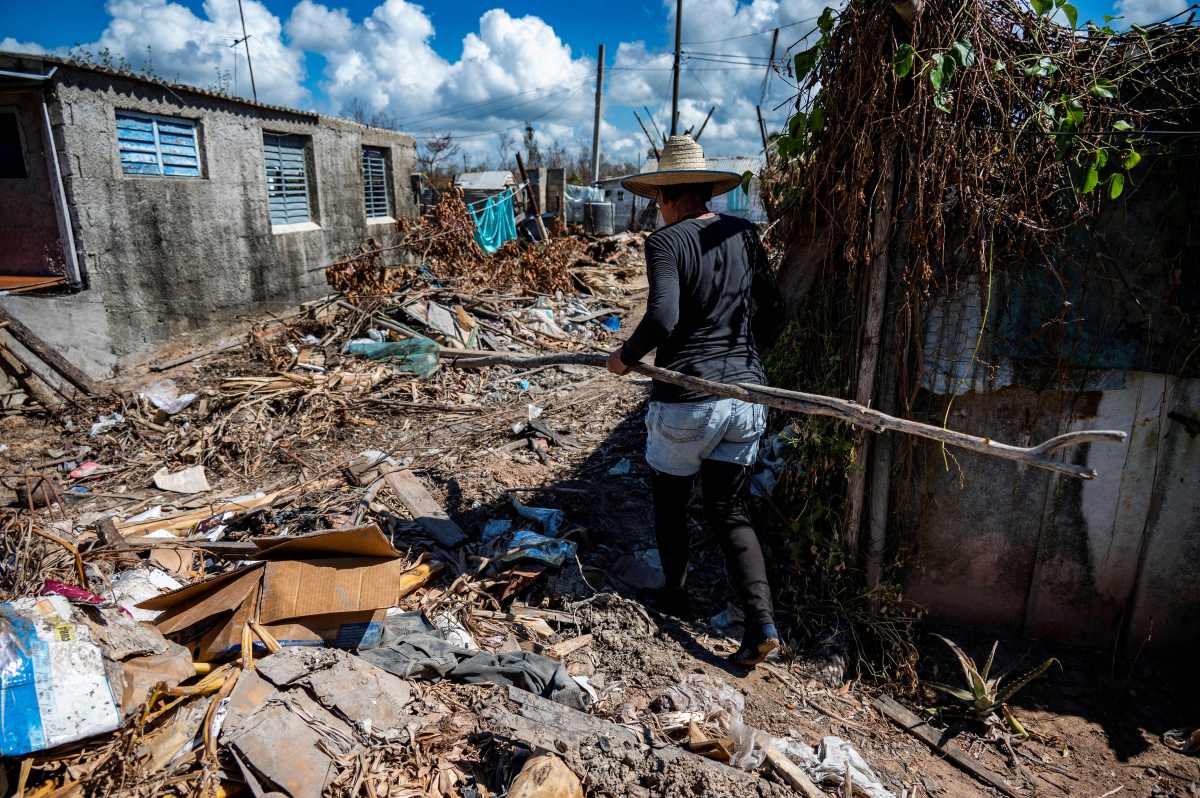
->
xmin=729 ymin=623 xmax=781 ymax=667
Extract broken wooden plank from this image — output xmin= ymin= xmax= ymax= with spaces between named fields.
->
xmin=764 ymin=747 xmax=826 ymax=798
xmin=546 ymin=634 xmax=593 ymax=659
xmin=444 ymin=352 xmax=1127 ymax=480
xmin=0 ymin=306 xmax=98 ymax=396
xmin=873 ymin=695 xmax=1020 ymax=798
xmin=378 ymin=465 xmax=465 ymax=547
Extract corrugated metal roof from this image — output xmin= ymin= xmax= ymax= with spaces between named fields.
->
xmin=455 ymin=170 xmax=514 ymax=190
xmin=0 ymin=50 xmax=413 ymax=140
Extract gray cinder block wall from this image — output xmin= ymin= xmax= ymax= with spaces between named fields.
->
xmin=0 ymin=54 xmax=416 ymax=379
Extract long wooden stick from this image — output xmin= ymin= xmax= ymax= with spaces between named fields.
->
xmin=440 ymin=350 xmax=1126 ymax=479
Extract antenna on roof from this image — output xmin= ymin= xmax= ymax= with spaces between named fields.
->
xmin=235 ymin=0 xmax=258 ymax=103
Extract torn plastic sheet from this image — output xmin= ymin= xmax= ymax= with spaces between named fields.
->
xmin=772 ymin=735 xmax=896 ymax=798
xmin=497 ymin=530 xmax=576 ymax=568
xmin=140 ymin=378 xmax=197 ymax=416
xmin=510 ymin=496 xmax=564 ymax=536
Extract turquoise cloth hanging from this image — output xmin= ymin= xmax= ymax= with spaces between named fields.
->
xmin=468 ymin=190 xmax=518 ymax=254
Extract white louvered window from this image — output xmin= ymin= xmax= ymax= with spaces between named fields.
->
xmin=362 ymin=146 xmax=392 ymax=219
xmin=263 ymin=132 xmax=312 ymax=225
xmin=116 ymin=111 xmax=200 ymax=177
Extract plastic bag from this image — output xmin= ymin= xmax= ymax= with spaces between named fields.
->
xmin=511 ymin=496 xmax=564 ymax=536
xmin=497 ymin=530 xmax=577 ymax=568
xmin=140 ymin=378 xmax=196 ymax=415
xmin=89 ymin=412 xmax=125 ymax=437
xmin=343 ymin=337 xmax=439 ymax=378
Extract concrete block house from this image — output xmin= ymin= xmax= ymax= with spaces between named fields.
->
xmin=0 ymin=52 xmax=417 ymax=379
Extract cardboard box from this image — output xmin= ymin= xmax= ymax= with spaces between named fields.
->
xmin=138 ymin=525 xmax=436 ymax=660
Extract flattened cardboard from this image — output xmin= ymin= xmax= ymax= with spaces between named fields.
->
xmin=253 ymin=525 xmax=401 ymax=560
xmin=258 ymin=557 xmax=407 ymax=624
xmin=136 ymin=525 xmax=410 ymax=659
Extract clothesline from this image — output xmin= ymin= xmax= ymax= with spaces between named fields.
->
xmin=463 ymin=183 xmax=527 ymax=209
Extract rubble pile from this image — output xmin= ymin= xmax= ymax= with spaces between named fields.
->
xmin=0 ymin=222 xmax=1129 ymax=798
xmin=328 ymin=192 xmax=600 ymax=300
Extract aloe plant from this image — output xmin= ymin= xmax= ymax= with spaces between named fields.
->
xmin=927 ymin=635 xmax=1058 ymax=730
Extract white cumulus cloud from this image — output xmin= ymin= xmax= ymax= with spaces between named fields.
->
xmin=1114 ymin=0 xmax=1189 ymax=23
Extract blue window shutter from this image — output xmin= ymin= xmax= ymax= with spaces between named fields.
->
xmin=116 ymin=112 xmax=199 ymax=177
xmin=264 ymin=133 xmax=311 ymax=225
xmin=362 ymin=146 xmax=391 ymax=219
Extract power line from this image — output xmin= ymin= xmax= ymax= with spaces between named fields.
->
xmin=395 ymin=82 xmax=581 ymax=129
xmin=408 ymin=83 xmax=587 ymax=141
xmin=681 ymin=15 xmax=818 ymax=45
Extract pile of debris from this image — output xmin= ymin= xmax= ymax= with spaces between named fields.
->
xmin=0 ymin=227 xmax=915 ymax=797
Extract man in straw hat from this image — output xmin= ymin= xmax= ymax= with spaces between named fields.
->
xmin=606 ymin=134 xmax=785 ymax=667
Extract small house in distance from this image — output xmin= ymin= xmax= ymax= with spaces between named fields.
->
xmin=454 ymin=170 xmax=515 ymax=207
xmin=0 ymin=51 xmax=417 ymax=380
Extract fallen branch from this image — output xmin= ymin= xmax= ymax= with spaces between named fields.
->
xmin=874 ymin=696 xmax=1020 ymax=798
xmin=442 ymin=351 xmax=1126 ymax=479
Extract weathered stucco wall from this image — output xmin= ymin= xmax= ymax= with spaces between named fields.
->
xmin=0 ymin=60 xmax=416 ymax=379
xmin=897 ymin=372 xmax=1199 ymax=651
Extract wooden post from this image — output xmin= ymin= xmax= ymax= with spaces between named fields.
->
xmin=844 ymin=141 xmax=896 ymax=558
xmin=671 ymin=0 xmax=683 ymax=135
xmin=633 ymin=111 xmax=661 ymax=159
xmin=756 ymin=105 xmax=771 ymax=167
xmin=694 ymin=105 xmax=715 ymax=142
xmin=515 ymin=152 xmax=549 ymax=242
xmin=759 ymin=28 xmax=779 ymax=105
xmin=591 ymin=43 xmax=605 ymax=184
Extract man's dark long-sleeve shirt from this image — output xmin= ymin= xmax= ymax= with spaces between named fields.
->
xmin=620 ymin=213 xmax=783 ymax=403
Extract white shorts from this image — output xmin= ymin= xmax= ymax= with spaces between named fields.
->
xmin=644 ymin=398 xmax=767 ymax=477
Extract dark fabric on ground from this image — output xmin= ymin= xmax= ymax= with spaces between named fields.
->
xmin=619 ymin=213 xmax=783 ymax=403
xmin=651 ymin=460 xmax=775 ymax=627
xmin=357 ymin=631 xmax=588 ymax=710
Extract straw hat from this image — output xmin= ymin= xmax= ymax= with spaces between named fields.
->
xmin=621 ymin=135 xmax=742 ymax=200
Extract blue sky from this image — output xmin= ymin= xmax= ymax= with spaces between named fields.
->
xmin=0 ymin=0 xmax=1175 ymax=170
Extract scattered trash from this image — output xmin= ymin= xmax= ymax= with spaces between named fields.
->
xmin=602 ymin=315 xmax=621 ymax=331
xmin=482 ymin=518 xmax=514 ymax=542
xmin=68 ymin=460 xmax=104 ymax=480
xmin=89 ymin=412 xmax=125 ymax=437
xmin=0 ymin=595 xmax=123 ymax=754
xmin=358 ymin=630 xmax=589 ymax=709
xmin=140 ymin=378 xmax=197 ymax=415
xmin=110 ymin=566 xmax=183 ymax=622
xmin=511 ymin=495 xmax=564 ymax=536
xmin=607 ymin=457 xmax=632 ymax=476
xmin=498 ymin=530 xmax=577 ymax=568
xmin=152 ymin=464 xmax=211 ymax=494
xmin=139 ymin=525 xmax=437 ymax=658
xmin=343 ymin=336 xmax=439 ymax=377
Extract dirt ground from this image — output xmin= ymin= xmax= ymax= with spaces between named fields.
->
xmin=1 ymin=290 xmax=1198 ymax=797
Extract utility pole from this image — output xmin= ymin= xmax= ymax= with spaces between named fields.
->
xmin=694 ymin=105 xmax=715 ymax=142
xmin=236 ymin=0 xmax=258 ymax=103
xmin=756 ymin=105 xmax=770 ymax=167
xmin=590 ymin=43 xmax=605 ymax=184
xmin=759 ymin=28 xmax=779 ymax=105
xmin=671 ymin=0 xmax=682 ymax=136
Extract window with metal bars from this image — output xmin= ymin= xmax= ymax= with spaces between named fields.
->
xmin=116 ymin=111 xmax=200 ymax=177
xmin=361 ymin=146 xmax=392 ymax=219
xmin=263 ymin=133 xmax=312 ymax=225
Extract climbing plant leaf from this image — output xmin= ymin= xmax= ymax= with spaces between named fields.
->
xmin=1031 ymin=0 xmax=1053 ymax=15
xmin=794 ymin=47 xmax=820 ymax=81
xmin=1123 ymin=149 xmax=1141 ymax=169
xmin=1109 ymin=172 xmax=1125 ymax=198
xmin=894 ymin=44 xmax=916 ymax=77
xmin=950 ymin=40 xmax=976 ymax=69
